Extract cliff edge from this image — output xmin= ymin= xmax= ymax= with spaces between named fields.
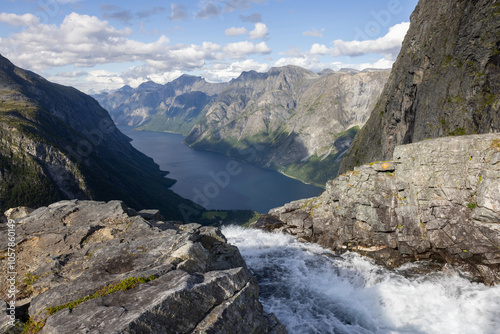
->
xmin=258 ymin=134 xmax=500 ymax=284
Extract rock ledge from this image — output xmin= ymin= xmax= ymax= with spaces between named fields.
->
xmin=258 ymin=134 xmax=500 ymax=284
xmin=0 ymin=200 xmax=286 ymax=333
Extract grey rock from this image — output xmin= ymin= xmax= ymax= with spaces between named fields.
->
xmin=0 ymin=200 xmax=285 ymax=333
xmin=262 ymin=134 xmax=500 ymax=284
xmin=136 ymin=209 xmax=163 ymax=221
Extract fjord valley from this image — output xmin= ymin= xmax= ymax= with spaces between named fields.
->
xmin=1 ymin=0 xmax=500 ymax=333
xmin=94 ymin=66 xmax=390 ymax=187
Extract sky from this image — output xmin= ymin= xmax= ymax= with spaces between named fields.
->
xmin=0 ymin=0 xmax=418 ymax=93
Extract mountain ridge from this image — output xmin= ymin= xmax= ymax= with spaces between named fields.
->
xmin=186 ymin=66 xmax=389 ymax=186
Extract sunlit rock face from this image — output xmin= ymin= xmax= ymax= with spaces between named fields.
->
xmin=261 ymin=134 xmax=500 ymax=285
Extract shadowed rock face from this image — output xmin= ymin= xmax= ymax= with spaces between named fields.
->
xmin=259 ymin=134 xmax=500 ymax=285
xmin=340 ymin=0 xmax=500 ymax=174
xmin=0 ymin=200 xmax=286 ymax=334
xmin=0 ymin=54 xmax=201 ymax=220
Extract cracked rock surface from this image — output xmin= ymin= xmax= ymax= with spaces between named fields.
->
xmin=258 ymin=134 xmax=500 ymax=284
xmin=0 ymin=200 xmax=286 ymax=334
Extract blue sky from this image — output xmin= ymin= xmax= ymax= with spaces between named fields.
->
xmin=0 ymin=0 xmax=418 ymax=92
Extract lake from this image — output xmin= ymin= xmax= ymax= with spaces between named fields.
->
xmin=118 ymin=126 xmax=323 ymax=213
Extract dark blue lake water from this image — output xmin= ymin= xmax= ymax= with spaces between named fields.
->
xmin=119 ymin=126 xmax=322 ymax=213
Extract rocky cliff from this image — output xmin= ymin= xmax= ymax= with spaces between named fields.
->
xmin=186 ymin=66 xmax=389 ymax=186
xmin=0 ymin=54 xmax=201 ymax=220
xmin=0 ymin=200 xmax=286 ymax=333
xmin=93 ymin=75 xmax=228 ymax=134
xmin=257 ymin=134 xmax=500 ymax=284
xmin=340 ymin=0 xmax=500 ymax=173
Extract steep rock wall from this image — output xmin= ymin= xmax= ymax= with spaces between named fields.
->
xmin=340 ymin=0 xmax=500 ymax=173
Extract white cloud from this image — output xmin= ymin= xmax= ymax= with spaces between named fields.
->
xmin=248 ymin=22 xmax=268 ymax=39
xmin=331 ymin=22 xmax=410 ymax=57
xmin=196 ymin=2 xmax=221 ymax=19
xmin=0 ymin=13 xmax=40 ymax=26
xmin=302 ymin=28 xmax=324 ymax=38
xmin=306 ymin=22 xmax=409 ymax=59
xmin=55 ymin=70 xmax=88 ymax=77
xmin=274 ymin=55 xmax=395 ymax=73
xmin=203 ymin=59 xmax=269 ymax=82
xmin=225 ymin=27 xmax=248 ymax=37
xmin=0 ymin=12 xmax=226 ymax=73
xmin=222 ymin=41 xmax=271 ymax=58
xmin=224 ymin=0 xmax=266 ymax=13
xmin=239 ymin=13 xmax=262 ymax=23
xmin=274 ymin=56 xmax=324 ymax=70
xmin=309 ymin=43 xmax=329 ymax=55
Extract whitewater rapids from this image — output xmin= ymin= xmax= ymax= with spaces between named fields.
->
xmin=222 ymin=226 xmax=500 ymax=334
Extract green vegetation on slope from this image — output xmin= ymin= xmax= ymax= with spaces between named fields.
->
xmin=0 ymin=54 xmax=203 ymax=220
xmin=281 ymin=126 xmax=360 ymax=186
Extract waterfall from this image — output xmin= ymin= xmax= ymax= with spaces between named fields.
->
xmin=222 ymin=226 xmax=500 ymax=334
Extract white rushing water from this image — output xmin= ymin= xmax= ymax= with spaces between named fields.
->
xmin=222 ymin=226 xmax=500 ymax=334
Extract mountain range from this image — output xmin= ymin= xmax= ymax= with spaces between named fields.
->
xmin=94 ymin=66 xmax=389 ymax=186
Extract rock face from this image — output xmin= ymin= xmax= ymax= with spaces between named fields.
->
xmin=0 ymin=54 xmax=201 ymax=220
xmin=0 ymin=200 xmax=286 ymax=333
xmin=186 ymin=66 xmax=389 ymax=186
xmin=258 ymin=134 xmax=500 ymax=284
xmin=340 ymin=0 xmax=500 ymax=173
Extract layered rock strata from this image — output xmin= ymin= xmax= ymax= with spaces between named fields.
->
xmin=257 ymin=134 xmax=500 ymax=284
xmin=0 ymin=200 xmax=286 ymax=333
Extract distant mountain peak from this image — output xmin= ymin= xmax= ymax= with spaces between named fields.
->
xmin=118 ymin=85 xmax=133 ymax=92
xmin=172 ymin=74 xmax=206 ymax=86
xmin=318 ymin=68 xmax=335 ymax=76
xmin=136 ymin=80 xmax=163 ymax=92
